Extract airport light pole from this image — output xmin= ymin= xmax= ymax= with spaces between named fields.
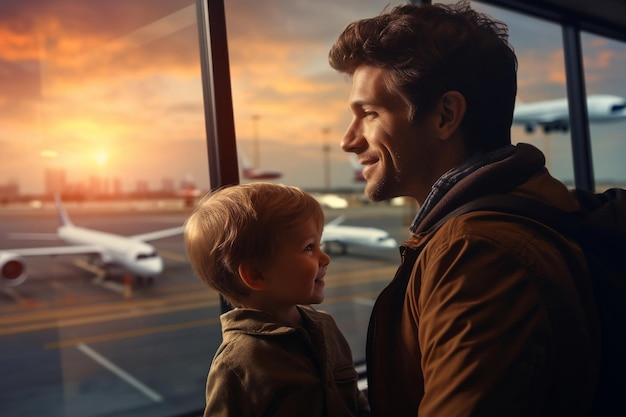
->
xmin=322 ymin=127 xmax=331 ymax=191
xmin=251 ymin=114 xmax=260 ymax=168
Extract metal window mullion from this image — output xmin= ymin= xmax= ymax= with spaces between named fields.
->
xmin=196 ymin=0 xmax=239 ymax=314
xmin=562 ymin=23 xmax=595 ymax=192
xmin=196 ymin=0 xmax=240 ymax=191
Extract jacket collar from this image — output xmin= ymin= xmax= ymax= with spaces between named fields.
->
xmin=410 ymin=143 xmax=546 ymax=234
xmin=220 ymin=305 xmax=320 ymax=340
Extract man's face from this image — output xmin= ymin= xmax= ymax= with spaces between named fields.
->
xmin=341 ymin=65 xmax=440 ymax=203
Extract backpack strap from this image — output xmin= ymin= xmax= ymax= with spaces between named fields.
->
xmin=427 ymin=193 xmax=580 ymax=236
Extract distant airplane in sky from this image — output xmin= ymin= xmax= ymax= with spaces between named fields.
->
xmin=0 ymin=195 xmax=184 ymax=288
xmin=322 ymin=215 xmax=397 ymax=255
xmin=513 ymin=94 xmax=626 ymax=134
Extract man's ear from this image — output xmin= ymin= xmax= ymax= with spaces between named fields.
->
xmin=436 ymin=91 xmax=466 ymax=140
xmin=238 ymin=262 xmax=267 ymax=291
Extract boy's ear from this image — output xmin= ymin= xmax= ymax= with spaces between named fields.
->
xmin=238 ymin=262 xmax=267 ymax=291
xmin=436 ymin=91 xmax=466 ymax=140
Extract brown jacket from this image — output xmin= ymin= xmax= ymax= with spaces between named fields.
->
xmin=204 ymin=305 xmax=370 ymax=417
xmin=366 ymin=144 xmax=600 ymax=417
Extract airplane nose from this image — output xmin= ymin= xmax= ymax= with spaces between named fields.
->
xmin=137 ymin=258 xmax=163 ymax=276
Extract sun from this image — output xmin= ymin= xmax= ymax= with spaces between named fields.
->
xmin=95 ymin=152 xmax=108 ymax=166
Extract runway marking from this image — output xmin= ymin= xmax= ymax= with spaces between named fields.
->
xmin=157 ymin=249 xmax=187 ymax=262
xmin=43 ymin=291 xmax=380 ymax=350
xmin=46 ymin=317 xmax=221 ymax=349
xmin=77 ymin=343 xmax=163 ymax=402
xmin=1 ymin=292 xmax=221 ymax=336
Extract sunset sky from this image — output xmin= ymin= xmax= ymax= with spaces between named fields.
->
xmin=1 ymin=0 xmax=625 ymax=195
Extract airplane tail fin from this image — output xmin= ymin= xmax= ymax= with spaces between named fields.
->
xmin=54 ymin=194 xmax=73 ymax=227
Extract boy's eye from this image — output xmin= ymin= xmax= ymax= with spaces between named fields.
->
xmin=304 ymin=244 xmax=314 ymax=252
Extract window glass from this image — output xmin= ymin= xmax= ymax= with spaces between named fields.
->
xmin=0 ymin=1 xmax=214 ymax=416
xmin=223 ymin=0 xmax=411 ymax=363
xmin=463 ymin=1 xmax=575 ymax=184
xmin=581 ymin=33 xmax=626 ymax=189
xmin=2 ymin=1 xmax=622 ymax=416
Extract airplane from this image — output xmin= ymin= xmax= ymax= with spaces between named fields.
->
xmin=170 ymin=152 xmax=283 ymax=207
xmin=321 ymin=215 xmax=397 ymax=255
xmin=0 ymin=195 xmax=184 ymax=288
xmin=239 ymin=150 xmax=282 ymax=180
xmin=313 ymin=193 xmax=349 ymax=209
xmin=513 ymin=94 xmax=626 ymax=134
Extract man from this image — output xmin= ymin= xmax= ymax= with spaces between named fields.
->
xmin=328 ymin=2 xmax=600 ymax=417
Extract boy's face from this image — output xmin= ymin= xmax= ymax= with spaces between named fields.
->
xmin=260 ymin=217 xmax=330 ymax=310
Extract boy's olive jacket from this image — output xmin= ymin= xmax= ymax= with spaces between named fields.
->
xmin=204 ymin=305 xmax=370 ymax=417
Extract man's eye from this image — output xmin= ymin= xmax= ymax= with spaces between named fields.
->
xmin=363 ymin=110 xmax=377 ymax=118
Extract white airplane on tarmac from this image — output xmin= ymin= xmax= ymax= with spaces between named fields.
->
xmin=0 ymin=195 xmax=184 ymax=288
xmin=513 ymin=94 xmax=626 ymax=134
xmin=1 ymin=194 xmax=397 ymax=287
xmin=322 ymin=215 xmax=397 ymax=255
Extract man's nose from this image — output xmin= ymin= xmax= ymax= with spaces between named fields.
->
xmin=341 ymin=119 xmax=364 ymax=153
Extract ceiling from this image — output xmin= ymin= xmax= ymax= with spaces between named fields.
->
xmin=481 ymin=0 xmax=626 ymax=42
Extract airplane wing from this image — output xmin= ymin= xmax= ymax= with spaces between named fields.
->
xmin=130 ymin=226 xmax=185 ymax=242
xmin=6 ymin=233 xmax=60 ymax=240
xmin=7 ymin=245 xmax=102 ymax=257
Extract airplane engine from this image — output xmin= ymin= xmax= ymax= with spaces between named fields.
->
xmin=0 ymin=252 xmax=28 ymax=287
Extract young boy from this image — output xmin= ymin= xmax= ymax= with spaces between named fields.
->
xmin=184 ymin=182 xmax=370 ymax=417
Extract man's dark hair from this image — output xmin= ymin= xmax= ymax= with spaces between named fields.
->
xmin=329 ymin=1 xmax=518 ymax=152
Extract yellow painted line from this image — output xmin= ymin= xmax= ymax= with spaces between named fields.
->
xmin=0 ymin=291 xmax=220 ymax=333
xmin=45 ymin=317 xmax=221 ymax=349
xmin=1 ymin=268 xmax=390 ymax=338
xmin=0 ymin=297 xmax=221 ymax=336
xmin=157 ymin=250 xmax=188 ymax=262
xmin=44 ymin=291 xmax=381 ymax=350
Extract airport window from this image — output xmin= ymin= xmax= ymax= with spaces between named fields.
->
xmin=461 ymin=1 xmax=577 ymax=186
xmin=1 ymin=1 xmax=624 ymax=417
xmin=222 ymin=0 xmax=411 ymax=366
xmin=0 ymin=1 xmax=216 ymax=416
xmin=580 ymin=33 xmax=626 ymax=189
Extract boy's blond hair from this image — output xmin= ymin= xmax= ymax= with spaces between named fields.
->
xmin=184 ymin=182 xmax=325 ymax=307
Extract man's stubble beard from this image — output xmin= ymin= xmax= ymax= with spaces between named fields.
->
xmin=366 ymin=166 xmax=402 ymax=202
